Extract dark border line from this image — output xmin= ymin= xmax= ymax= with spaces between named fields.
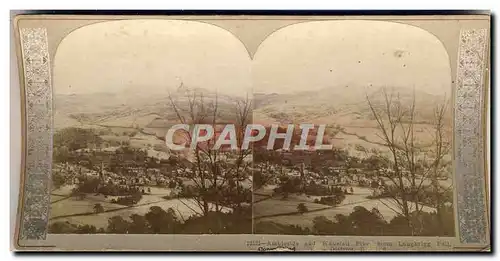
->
xmin=11 ymin=9 xmax=490 ymax=17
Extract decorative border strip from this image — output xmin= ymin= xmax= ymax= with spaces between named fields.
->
xmin=19 ymin=28 xmax=53 ymax=240
xmin=454 ymin=29 xmax=489 ymax=244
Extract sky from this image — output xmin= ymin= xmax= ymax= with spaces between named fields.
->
xmin=253 ymin=20 xmax=452 ymax=96
xmin=53 ymin=20 xmax=252 ymax=97
xmin=53 ymin=19 xmax=451 ymax=98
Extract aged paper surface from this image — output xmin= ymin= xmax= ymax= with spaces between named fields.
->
xmin=12 ymin=13 xmax=490 ymax=252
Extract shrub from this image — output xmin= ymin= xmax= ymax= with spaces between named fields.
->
xmin=111 ymin=192 xmax=142 ymax=206
xmin=297 ymin=203 xmax=308 ymax=214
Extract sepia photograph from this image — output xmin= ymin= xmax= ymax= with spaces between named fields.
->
xmin=49 ymin=20 xmax=253 ymax=234
xmin=252 ymin=21 xmax=454 ymax=237
xmin=11 ymin=13 xmax=490 ymax=251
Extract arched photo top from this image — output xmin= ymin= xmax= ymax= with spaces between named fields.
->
xmin=53 ymin=19 xmax=252 ymax=97
xmin=253 ymin=20 xmax=452 ymax=97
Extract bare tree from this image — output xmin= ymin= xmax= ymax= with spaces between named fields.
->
xmin=167 ymin=84 xmax=252 ymax=217
xmin=427 ymin=98 xmax=452 ymax=234
xmin=364 ymin=88 xmax=451 ymax=235
xmin=253 ymin=160 xmax=276 ymax=191
xmin=230 ymin=94 xmax=253 ymax=211
xmin=365 ymin=88 xmax=413 ymax=231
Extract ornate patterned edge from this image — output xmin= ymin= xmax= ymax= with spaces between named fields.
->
xmin=18 ymin=28 xmax=53 ymax=240
xmin=454 ymin=29 xmax=489 ymax=244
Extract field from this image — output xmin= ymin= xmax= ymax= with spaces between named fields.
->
xmin=50 ymin=198 xmax=231 ymax=229
xmin=254 ymin=185 xmax=437 ymax=229
xmin=49 ymin=184 xmax=231 ymax=229
xmin=254 ymin=198 xmax=331 ymax=218
xmin=51 ymin=197 xmax=125 ymax=218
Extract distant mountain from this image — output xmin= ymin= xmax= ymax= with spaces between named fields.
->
xmin=53 ymin=87 xmax=246 ymax=131
xmin=253 ymin=86 xmax=449 ymax=125
xmin=253 ymin=86 xmax=452 ymax=158
xmin=55 ymin=85 xmax=450 ymax=136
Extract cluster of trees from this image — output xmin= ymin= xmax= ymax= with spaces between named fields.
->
xmin=51 ymin=127 xmax=180 ymax=198
xmin=51 ymin=171 xmax=67 ymax=190
xmin=252 ymin=148 xmax=381 ymax=192
xmin=305 ymin=184 xmax=346 ymax=197
xmin=339 ymin=205 xmax=454 ymax=236
xmin=49 ymin=222 xmax=105 ymax=234
xmin=256 ymin=205 xmax=455 ymax=236
xmin=53 ymin=127 xmax=103 ymax=152
xmin=70 ymin=178 xmax=144 ymax=206
xmin=110 ymin=192 xmax=143 ymax=206
xmin=367 ymin=183 xmax=454 ymax=207
xmin=49 ymin=206 xmax=252 ymax=234
xmin=272 ymin=176 xmax=346 ymax=204
xmin=53 ymin=127 xmax=167 ymax=173
xmin=72 ymin=178 xmax=142 ymax=196
xmin=313 ymin=195 xmax=345 ymax=206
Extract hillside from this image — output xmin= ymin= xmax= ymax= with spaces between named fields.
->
xmin=54 ymin=88 xmax=242 ymax=132
xmin=54 ymin=85 xmax=452 ymax=160
xmin=253 ymin=86 xmax=452 ymax=158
